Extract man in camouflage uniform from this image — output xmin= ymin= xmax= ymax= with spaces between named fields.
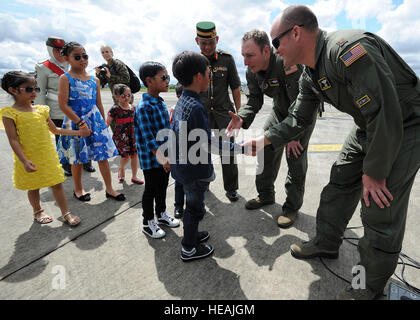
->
xmin=195 ymin=21 xmax=242 ymax=201
xmin=34 ymin=37 xmax=94 ymax=175
xmin=243 ymin=5 xmax=420 ymax=299
xmin=226 ymin=30 xmax=316 ymax=228
xmin=96 ymin=45 xmax=133 ymax=105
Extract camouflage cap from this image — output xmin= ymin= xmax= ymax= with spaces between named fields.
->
xmin=196 ymin=21 xmax=217 ymax=39
xmin=46 ymin=37 xmax=66 ymax=48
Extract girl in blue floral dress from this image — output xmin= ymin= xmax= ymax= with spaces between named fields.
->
xmin=57 ymin=42 xmax=125 ymax=201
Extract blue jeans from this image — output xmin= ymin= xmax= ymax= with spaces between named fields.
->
xmin=174 ymin=180 xmax=185 ymax=212
xmin=181 ymin=179 xmax=210 ymax=250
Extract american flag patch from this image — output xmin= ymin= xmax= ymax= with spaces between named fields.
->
xmin=285 ymin=65 xmax=298 ymax=75
xmin=340 ymin=43 xmax=367 ymax=67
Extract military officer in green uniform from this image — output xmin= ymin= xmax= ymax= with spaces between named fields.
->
xmin=195 ymin=21 xmax=242 ymax=201
xmin=242 ymin=5 xmax=420 ymax=299
xmin=226 ymin=30 xmax=316 ymax=228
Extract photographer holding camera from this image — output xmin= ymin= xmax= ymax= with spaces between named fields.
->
xmin=95 ymin=45 xmax=133 ymax=104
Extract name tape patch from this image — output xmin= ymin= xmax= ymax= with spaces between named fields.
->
xmin=340 ymin=43 xmax=367 ymax=67
xmin=356 ymin=95 xmax=371 ymax=108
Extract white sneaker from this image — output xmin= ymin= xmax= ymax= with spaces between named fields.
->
xmin=142 ymin=219 xmax=166 ymax=238
xmin=157 ymin=211 xmax=180 ymax=228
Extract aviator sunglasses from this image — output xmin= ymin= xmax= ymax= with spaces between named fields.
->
xmin=73 ymin=54 xmax=89 ymax=61
xmin=272 ymin=24 xmax=304 ymax=49
xmin=19 ymin=86 xmax=41 ymax=93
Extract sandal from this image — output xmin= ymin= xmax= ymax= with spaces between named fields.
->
xmin=33 ymin=209 xmax=53 ymax=224
xmin=73 ymin=191 xmax=91 ymax=202
xmin=131 ymin=177 xmax=144 ymax=184
xmin=118 ymin=168 xmax=125 ymax=183
xmin=61 ymin=211 xmax=81 ymax=226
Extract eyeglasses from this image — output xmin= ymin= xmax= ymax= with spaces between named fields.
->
xmin=73 ymin=54 xmax=89 ymax=61
xmin=271 ymin=24 xmax=304 ymax=49
xmin=120 ymin=94 xmax=132 ymax=98
xmin=160 ymin=74 xmax=170 ymax=82
xmin=19 ymin=86 xmax=41 ymax=93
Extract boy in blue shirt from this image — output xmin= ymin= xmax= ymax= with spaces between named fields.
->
xmin=134 ymin=61 xmax=180 ymax=239
xmin=171 ymin=51 xmax=246 ymax=261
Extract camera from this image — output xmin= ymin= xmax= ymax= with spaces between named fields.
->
xmin=97 ymin=64 xmax=108 ymax=77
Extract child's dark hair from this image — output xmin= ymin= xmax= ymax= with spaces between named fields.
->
xmin=1 ymin=71 xmax=34 ymax=96
xmin=172 ymin=51 xmax=209 ymax=87
xmin=175 ymin=82 xmax=183 ymax=97
xmin=113 ymin=83 xmax=130 ymax=96
xmin=139 ymin=61 xmax=165 ymax=88
xmin=61 ymin=41 xmax=83 ymax=57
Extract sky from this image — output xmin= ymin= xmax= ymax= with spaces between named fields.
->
xmin=1 ymin=0 xmax=419 ymax=83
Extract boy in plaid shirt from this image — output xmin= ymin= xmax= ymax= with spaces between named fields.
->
xmin=134 ymin=61 xmax=180 ymax=239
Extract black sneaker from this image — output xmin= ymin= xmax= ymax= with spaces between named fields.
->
xmin=198 ymin=231 xmax=210 ymax=243
xmin=62 ymin=163 xmax=72 ymax=176
xmin=174 ymin=208 xmax=183 ymax=219
xmin=83 ymin=162 xmax=96 ymax=173
xmin=226 ymin=190 xmax=239 ymax=202
xmin=181 ymin=243 xmax=214 ymax=262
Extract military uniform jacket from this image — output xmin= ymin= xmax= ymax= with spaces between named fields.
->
xmin=34 ymin=59 xmax=67 ymax=120
xmin=266 ymin=30 xmax=420 ymax=180
xmin=99 ymin=58 xmax=130 ymax=92
xmin=199 ymin=50 xmax=241 ymax=114
xmin=238 ymin=48 xmax=302 ymax=130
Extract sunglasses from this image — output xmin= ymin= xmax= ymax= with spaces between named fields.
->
xmin=120 ymin=94 xmax=132 ymax=98
xmin=160 ymin=74 xmax=170 ymax=82
xmin=73 ymin=54 xmax=89 ymax=61
xmin=272 ymin=24 xmax=304 ymax=49
xmin=19 ymin=86 xmax=41 ymax=93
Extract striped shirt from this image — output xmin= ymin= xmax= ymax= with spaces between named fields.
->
xmin=134 ymin=93 xmax=170 ymax=170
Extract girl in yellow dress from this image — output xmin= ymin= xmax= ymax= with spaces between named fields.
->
xmin=1 ymin=71 xmax=89 ymax=226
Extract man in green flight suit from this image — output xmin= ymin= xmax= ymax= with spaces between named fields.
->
xmin=226 ymin=29 xmax=316 ymax=228
xmin=195 ymin=21 xmax=242 ymax=201
xmin=243 ymin=5 xmax=420 ymax=299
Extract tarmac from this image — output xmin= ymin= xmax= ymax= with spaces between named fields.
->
xmin=0 ymin=89 xmax=419 ymax=301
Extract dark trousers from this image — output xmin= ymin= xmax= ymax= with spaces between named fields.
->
xmin=142 ymin=167 xmax=169 ymax=223
xmin=174 ymin=180 xmax=185 ymax=212
xmin=315 ymin=124 xmax=420 ymax=292
xmin=181 ymin=179 xmax=210 ymax=250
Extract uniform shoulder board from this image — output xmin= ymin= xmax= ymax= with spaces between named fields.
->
xmin=218 ymin=50 xmax=231 ymax=56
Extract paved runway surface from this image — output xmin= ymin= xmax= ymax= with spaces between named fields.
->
xmin=0 ymin=90 xmax=418 ymax=300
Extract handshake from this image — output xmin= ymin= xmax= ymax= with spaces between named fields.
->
xmin=225 ymin=111 xmax=268 ymax=156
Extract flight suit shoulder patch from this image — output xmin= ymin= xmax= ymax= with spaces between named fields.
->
xmin=318 ymin=77 xmax=331 ymax=91
xmin=356 ymin=95 xmax=371 ymax=108
xmin=268 ymin=78 xmax=280 ymax=87
xmin=284 ymin=65 xmax=298 ymax=75
xmin=340 ymin=43 xmax=367 ymax=67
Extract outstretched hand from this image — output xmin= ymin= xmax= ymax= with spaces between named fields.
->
xmin=362 ymin=174 xmax=393 ymax=209
xmin=225 ymin=111 xmax=243 ymax=137
xmin=241 ymin=136 xmax=267 ymax=156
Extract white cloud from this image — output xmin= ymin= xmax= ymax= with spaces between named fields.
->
xmin=1 ymin=0 xmax=419 ymax=80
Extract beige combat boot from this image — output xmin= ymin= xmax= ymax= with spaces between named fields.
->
xmin=290 ymin=238 xmax=339 ymax=259
xmin=277 ymin=210 xmax=298 ymax=228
